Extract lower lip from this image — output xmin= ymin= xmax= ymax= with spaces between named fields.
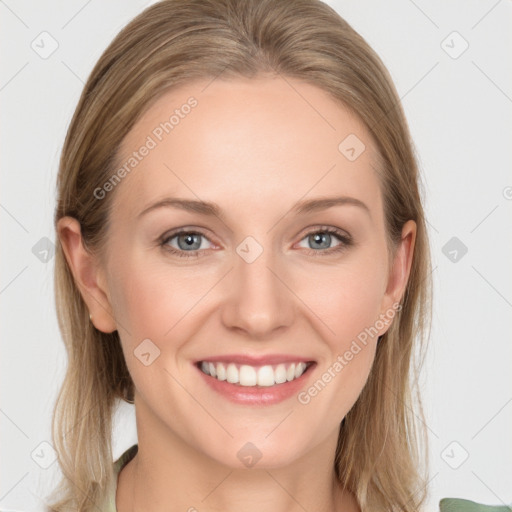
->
xmin=195 ymin=363 xmax=316 ymax=406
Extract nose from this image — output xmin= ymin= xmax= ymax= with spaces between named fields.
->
xmin=220 ymin=240 xmax=295 ymax=339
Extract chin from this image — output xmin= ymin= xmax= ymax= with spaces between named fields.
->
xmin=196 ymin=430 xmax=313 ymax=471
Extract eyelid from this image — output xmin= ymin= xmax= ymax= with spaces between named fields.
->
xmin=292 ymin=225 xmax=352 ymax=255
xmin=293 ymin=224 xmax=351 ymax=244
xmin=159 ymin=227 xmax=218 ymax=251
xmin=159 ymin=225 xmax=353 ymax=258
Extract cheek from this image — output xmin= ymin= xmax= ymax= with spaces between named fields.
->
xmin=294 ymin=257 xmax=385 ymax=412
xmin=298 ymin=256 xmax=387 ymax=345
xmin=108 ymin=254 xmax=204 ymax=338
xmin=107 ymin=259 xmax=199 ymax=402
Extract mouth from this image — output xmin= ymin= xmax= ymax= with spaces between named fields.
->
xmin=195 ymin=360 xmax=316 ymax=387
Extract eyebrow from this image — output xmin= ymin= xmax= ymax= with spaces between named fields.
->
xmin=137 ymin=196 xmax=371 ymax=220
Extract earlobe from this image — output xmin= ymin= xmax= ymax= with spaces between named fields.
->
xmin=56 ymin=216 xmax=117 ymax=333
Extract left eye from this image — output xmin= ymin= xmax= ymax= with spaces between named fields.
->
xmin=297 ymin=230 xmax=345 ymax=251
xmin=300 ymin=228 xmax=351 ymax=253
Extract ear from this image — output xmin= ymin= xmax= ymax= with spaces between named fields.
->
xmin=378 ymin=219 xmax=416 ymax=335
xmin=56 ymin=216 xmax=117 ymax=333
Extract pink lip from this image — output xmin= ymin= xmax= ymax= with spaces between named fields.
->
xmin=194 ymin=361 xmax=317 ymax=406
xmin=195 ymin=354 xmax=315 ymax=366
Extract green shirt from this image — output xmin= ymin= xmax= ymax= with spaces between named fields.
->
xmin=107 ymin=444 xmax=511 ymax=512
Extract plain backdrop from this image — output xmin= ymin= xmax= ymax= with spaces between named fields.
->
xmin=1 ymin=1 xmax=511 ymax=511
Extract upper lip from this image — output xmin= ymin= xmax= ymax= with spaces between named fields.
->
xmin=195 ymin=354 xmax=316 ymax=366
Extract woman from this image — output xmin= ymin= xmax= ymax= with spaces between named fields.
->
xmin=45 ymin=0 xmax=500 ymax=510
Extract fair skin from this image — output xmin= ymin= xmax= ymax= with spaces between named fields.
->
xmin=58 ymin=75 xmax=415 ymax=512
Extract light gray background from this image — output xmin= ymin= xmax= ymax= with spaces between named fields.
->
xmin=1 ymin=1 xmax=511 ymax=511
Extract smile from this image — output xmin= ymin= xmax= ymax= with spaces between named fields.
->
xmin=198 ymin=361 xmax=314 ymax=387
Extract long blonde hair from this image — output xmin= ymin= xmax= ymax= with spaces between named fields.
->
xmin=47 ymin=0 xmax=433 ymax=510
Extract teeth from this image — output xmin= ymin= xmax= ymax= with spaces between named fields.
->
xmin=286 ymin=363 xmax=296 ymax=382
xmin=257 ymin=365 xmax=274 ymax=387
xmin=216 ymin=362 xmax=227 ymax=381
xmin=274 ymin=364 xmax=287 ymax=384
xmin=199 ymin=361 xmax=310 ymax=386
xmin=226 ymin=363 xmax=238 ymax=383
xmin=239 ymin=365 xmax=257 ymax=386
xmin=295 ymin=362 xmax=306 ymax=379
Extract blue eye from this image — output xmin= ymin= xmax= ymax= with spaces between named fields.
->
xmin=297 ymin=227 xmax=353 ymax=256
xmin=159 ymin=226 xmax=352 ymax=259
xmin=161 ymin=230 xmax=213 ymax=258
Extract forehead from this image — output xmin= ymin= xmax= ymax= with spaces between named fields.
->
xmin=112 ymin=76 xmax=382 ymax=219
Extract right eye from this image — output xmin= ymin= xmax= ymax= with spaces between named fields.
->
xmin=160 ymin=229 xmax=216 ymax=258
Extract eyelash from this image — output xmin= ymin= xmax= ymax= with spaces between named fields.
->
xmin=159 ymin=226 xmax=353 ymax=259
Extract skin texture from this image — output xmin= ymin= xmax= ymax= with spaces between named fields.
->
xmin=58 ymin=75 xmax=416 ymax=512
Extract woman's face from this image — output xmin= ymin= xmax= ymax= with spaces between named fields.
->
xmin=87 ymin=76 xmax=414 ymax=468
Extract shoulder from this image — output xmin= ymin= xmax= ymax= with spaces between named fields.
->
xmin=439 ymin=498 xmax=512 ymax=511
xmin=114 ymin=443 xmax=138 ymax=475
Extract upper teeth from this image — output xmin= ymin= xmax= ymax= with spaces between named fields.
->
xmin=200 ymin=361 xmax=309 ymax=387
